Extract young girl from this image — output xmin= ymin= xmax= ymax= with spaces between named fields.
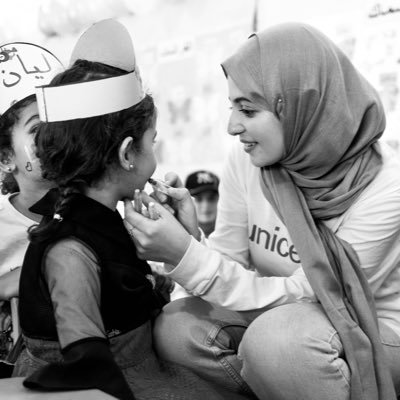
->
xmin=0 ymin=42 xmax=63 ymax=376
xmin=125 ymin=23 xmax=400 ymax=400
xmin=13 ymin=20 xmax=232 ymax=400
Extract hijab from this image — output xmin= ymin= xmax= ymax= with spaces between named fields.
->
xmin=222 ymin=22 xmax=395 ymax=399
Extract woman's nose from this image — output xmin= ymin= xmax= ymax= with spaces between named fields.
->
xmin=227 ymin=116 xmax=245 ymax=136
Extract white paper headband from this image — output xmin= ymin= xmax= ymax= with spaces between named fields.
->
xmin=0 ymin=42 xmax=64 ymax=116
xmin=36 ymin=70 xmax=144 ymax=122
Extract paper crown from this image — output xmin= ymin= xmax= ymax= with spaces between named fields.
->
xmin=0 ymin=42 xmax=63 ymax=117
xmin=70 ymin=18 xmax=137 ymax=71
xmin=36 ymin=19 xmax=145 ymax=122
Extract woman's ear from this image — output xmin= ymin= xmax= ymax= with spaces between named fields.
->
xmin=118 ymin=137 xmax=135 ymax=172
xmin=0 ymin=150 xmax=16 ymax=174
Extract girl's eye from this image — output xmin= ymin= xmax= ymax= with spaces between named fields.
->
xmin=30 ymin=125 xmax=39 ymax=134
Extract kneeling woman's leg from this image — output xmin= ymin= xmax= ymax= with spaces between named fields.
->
xmin=380 ymin=321 xmax=400 ymax=396
xmin=239 ymin=303 xmax=351 ymax=400
xmin=153 ymin=297 xmax=257 ymax=397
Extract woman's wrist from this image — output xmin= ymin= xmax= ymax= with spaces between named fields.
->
xmin=167 ymin=232 xmax=192 ymax=266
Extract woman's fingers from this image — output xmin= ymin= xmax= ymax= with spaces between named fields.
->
xmin=164 ymin=171 xmax=183 ymax=188
xmin=123 ymin=197 xmax=190 ymax=265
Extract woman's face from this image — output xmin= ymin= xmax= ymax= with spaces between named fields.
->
xmin=227 ymin=76 xmax=285 ymax=167
xmin=9 ymin=101 xmax=46 ymax=183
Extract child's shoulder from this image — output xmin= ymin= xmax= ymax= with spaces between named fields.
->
xmin=0 ymin=193 xmax=18 ymax=219
xmin=0 ymin=193 xmax=12 ymax=209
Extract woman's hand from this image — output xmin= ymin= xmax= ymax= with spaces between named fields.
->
xmin=150 ymin=172 xmax=200 ymax=240
xmin=124 ymin=198 xmax=192 ymax=266
xmin=0 ymin=267 xmax=21 ymax=300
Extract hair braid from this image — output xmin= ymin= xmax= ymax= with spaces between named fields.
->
xmin=28 ymin=181 xmax=81 ymax=242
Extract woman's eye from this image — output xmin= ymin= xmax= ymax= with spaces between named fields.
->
xmin=239 ymin=108 xmax=256 ymax=117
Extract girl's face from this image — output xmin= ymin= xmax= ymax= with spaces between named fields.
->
xmin=10 ymin=101 xmax=45 ymax=183
xmin=133 ymin=118 xmax=158 ymax=189
xmin=227 ymin=76 xmax=285 ymax=167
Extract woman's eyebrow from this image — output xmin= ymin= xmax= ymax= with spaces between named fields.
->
xmin=229 ymin=96 xmax=252 ymax=104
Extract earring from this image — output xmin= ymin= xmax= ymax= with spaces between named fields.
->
xmin=6 ymin=166 xmax=12 ymax=172
xmin=129 ymin=164 xmax=134 ymax=170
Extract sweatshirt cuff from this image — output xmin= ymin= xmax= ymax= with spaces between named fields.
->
xmin=164 ymin=237 xmax=213 ymax=295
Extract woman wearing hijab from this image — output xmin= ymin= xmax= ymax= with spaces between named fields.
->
xmin=124 ymin=23 xmax=400 ymax=400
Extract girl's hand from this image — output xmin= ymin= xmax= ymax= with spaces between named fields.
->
xmin=124 ymin=198 xmax=191 ymax=266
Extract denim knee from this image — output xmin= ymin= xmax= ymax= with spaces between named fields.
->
xmin=239 ymin=303 xmax=350 ymax=400
xmin=153 ymin=298 xmax=199 ymax=364
xmin=154 ymin=297 xmax=247 ymax=362
xmin=153 ymin=297 xmax=254 ymax=395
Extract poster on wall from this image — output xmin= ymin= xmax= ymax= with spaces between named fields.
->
xmin=137 ymin=24 xmax=251 ymax=176
xmin=353 ymin=0 xmax=400 ymax=152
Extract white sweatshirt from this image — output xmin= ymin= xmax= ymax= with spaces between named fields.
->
xmin=0 ymin=192 xmax=36 ymax=344
xmin=0 ymin=193 xmax=35 ymax=276
xmin=168 ymin=141 xmax=400 ymax=336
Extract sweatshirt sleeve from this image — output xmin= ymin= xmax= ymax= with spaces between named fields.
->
xmin=165 ymin=237 xmax=316 ymax=311
xmin=23 ymin=239 xmax=134 ymax=400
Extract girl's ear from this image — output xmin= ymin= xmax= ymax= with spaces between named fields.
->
xmin=118 ymin=137 xmax=135 ymax=172
xmin=0 ymin=150 xmax=16 ymax=174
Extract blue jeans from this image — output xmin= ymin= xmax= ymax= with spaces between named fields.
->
xmin=153 ymin=297 xmax=400 ymax=400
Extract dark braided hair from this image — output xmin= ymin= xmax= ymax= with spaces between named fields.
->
xmin=29 ymin=59 xmax=155 ymax=242
xmin=0 ymin=95 xmax=36 ymax=194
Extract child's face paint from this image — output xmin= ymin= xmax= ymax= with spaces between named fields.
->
xmin=10 ymin=101 xmax=45 ymax=181
xmin=24 ymin=143 xmax=39 ymax=171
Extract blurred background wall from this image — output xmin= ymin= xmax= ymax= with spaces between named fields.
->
xmin=1 ymin=0 xmax=399 ymax=179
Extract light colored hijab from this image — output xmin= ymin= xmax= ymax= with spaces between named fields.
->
xmin=222 ymin=22 xmax=395 ymax=399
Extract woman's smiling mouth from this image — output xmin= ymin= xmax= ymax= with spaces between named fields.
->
xmin=241 ymin=140 xmax=257 ymax=153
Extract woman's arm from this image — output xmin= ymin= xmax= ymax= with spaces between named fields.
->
xmin=126 ymin=202 xmax=315 ymax=311
xmin=125 ymin=145 xmax=316 ymax=311
xmin=167 ymin=237 xmax=316 ymax=310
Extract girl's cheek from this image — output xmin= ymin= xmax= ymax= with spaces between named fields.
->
xmin=24 ymin=143 xmax=40 ymax=171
